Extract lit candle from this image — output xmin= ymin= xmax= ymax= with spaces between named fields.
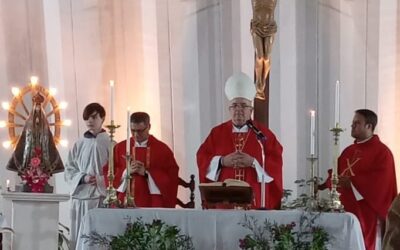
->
xmin=126 ymin=108 xmax=131 ymax=154
xmin=310 ymin=110 xmax=316 ymax=155
xmin=334 ymin=80 xmax=340 ymax=127
xmin=110 ymin=80 xmax=115 ymax=121
xmin=6 ymin=179 xmax=10 ymax=189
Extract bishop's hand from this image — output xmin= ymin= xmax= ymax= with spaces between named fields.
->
xmin=222 ymin=151 xmax=254 ymax=168
xmin=84 ymin=175 xmax=96 ymax=185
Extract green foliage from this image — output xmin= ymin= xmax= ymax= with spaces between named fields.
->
xmin=58 ymin=222 xmax=70 ymax=250
xmin=82 ymin=217 xmax=194 ymax=250
xmin=238 ymin=213 xmax=330 ymax=250
xmin=281 ymin=179 xmax=332 ymax=212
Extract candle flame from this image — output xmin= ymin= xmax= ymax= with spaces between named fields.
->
xmin=110 ymin=80 xmax=115 ymax=87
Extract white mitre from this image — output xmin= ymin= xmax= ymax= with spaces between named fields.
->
xmin=224 ymin=72 xmax=256 ymax=101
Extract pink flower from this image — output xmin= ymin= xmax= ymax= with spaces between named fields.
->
xmin=30 ymin=157 xmax=41 ymax=168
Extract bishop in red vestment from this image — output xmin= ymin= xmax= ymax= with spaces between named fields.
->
xmin=105 ymin=112 xmax=179 ymax=208
xmin=197 ymin=72 xmax=283 ymax=209
xmin=320 ymin=109 xmax=397 ymax=250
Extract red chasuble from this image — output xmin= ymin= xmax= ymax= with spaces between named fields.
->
xmin=337 ymin=135 xmax=397 ymax=250
xmin=197 ymin=120 xmax=283 ymax=209
xmin=105 ymin=135 xmax=179 ymax=208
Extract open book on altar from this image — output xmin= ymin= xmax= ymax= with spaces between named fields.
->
xmin=199 ymin=179 xmax=253 ymax=209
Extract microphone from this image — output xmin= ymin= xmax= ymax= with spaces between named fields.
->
xmin=246 ymin=120 xmax=266 ymax=141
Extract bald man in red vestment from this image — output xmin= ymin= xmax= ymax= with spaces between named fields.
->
xmin=320 ymin=109 xmax=397 ymax=250
xmin=197 ymin=72 xmax=283 ymax=209
xmin=106 ymin=112 xmax=179 ymax=207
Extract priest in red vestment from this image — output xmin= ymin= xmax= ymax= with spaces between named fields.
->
xmin=197 ymin=72 xmax=283 ymax=209
xmin=320 ymin=109 xmax=397 ymax=250
xmin=105 ymin=112 xmax=179 ymax=207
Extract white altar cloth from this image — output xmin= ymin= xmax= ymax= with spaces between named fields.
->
xmin=77 ymin=208 xmax=365 ymax=250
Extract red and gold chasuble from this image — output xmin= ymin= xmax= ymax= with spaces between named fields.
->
xmin=336 ymin=135 xmax=397 ymax=250
xmin=104 ymin=135 xmax=179 ymax=208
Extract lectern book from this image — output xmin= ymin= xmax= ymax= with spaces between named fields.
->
xmin=199 ymin=179 xmax=253 ymax=209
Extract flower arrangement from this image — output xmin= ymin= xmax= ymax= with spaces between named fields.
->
xmin=239 ymin=213 xmax=330 ymax=250
xmin=21 ymin=146 xmax=50 ymax=192
xmin=82 ymin=217 xmax=194 ymax=250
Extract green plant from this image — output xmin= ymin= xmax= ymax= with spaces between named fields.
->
xmin=82 ymin=217 xmax=194 ymax=250
xmin=58 ymin=222 xmax=70 ymax=250
xmin=238 ymin=213 xmax=330 ymax=250
xmin=281 ymin=179 xmax=332 ymax=212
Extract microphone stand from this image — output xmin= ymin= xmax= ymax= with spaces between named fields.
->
xmin=256 ymin=137 xmax=267 ymax=210
xmin=246 ymin=120 xmax=268 ymax=209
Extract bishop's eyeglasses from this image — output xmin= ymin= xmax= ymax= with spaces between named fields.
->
xmin=229 ymin=103 xmax=253 ymax=110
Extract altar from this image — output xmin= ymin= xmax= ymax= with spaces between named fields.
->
xmin=76 ymin=208 xmax=365 ymax=250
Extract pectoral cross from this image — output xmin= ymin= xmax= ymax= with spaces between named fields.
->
xmin=234 ymin=134 xmax=246 ymax=152
xmin=235 ymin=168 xmax=245 ymax=181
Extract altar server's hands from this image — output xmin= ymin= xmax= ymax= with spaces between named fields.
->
xmin=84 ymin=175 xmax=97 ymax=185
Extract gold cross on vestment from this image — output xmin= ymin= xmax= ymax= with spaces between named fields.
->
xmin=235 ymin=168 xmax=245 ymax=181
xmin=341 ymin=158 xmax=361 ymax=176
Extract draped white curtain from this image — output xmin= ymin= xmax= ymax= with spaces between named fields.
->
xmin=0 ymin=0 xmax=399 ymax=233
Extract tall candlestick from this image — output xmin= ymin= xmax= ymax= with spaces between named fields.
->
xmin=334 ymin=80 xmax=340 ymax=126
xmin=310 ymin=110 xmax=316 ymax=155
xmin=126 ymin=108 xmax=131 ymax=154
xmin=110 ymin=80 xmax=115 ymax=121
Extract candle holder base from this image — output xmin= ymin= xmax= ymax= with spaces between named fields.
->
xmin=306 ymin=155 xmax=319 ymax=211
xmin=123 ymin=195 xmax=136 ymax=208
xmin=306 ymin=196 xmax=319 ymax=211
xmin=103 ymin=120 xmax=121 ymax=208
xmin=328 ymin=188 xmax=344 ymax=212
xmin=103 ymin=186 xmax=119 ymax=208
xmin=327 ymin=176 xmax=344 ymax=212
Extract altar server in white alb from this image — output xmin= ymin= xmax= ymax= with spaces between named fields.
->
xmin=64 ymin=103 xmax=110 ymax=249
